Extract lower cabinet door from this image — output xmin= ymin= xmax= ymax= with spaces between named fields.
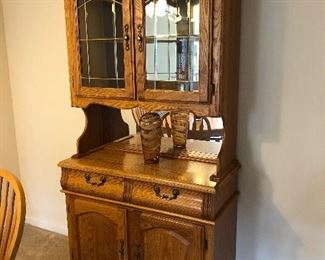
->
xmin=66 ymin=197 xmax=127 ymax=260
xmin=128 ymin=210 xmax=204 ymax=260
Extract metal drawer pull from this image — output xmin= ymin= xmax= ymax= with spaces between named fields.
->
xmin=84 ymin=173 xmax=106 ymax=187
xmin=153 ymin=185 xmax=180 ymax=201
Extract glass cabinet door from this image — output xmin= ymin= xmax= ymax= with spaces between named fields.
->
xmin=72 ymin=0 xmax=134 ymax=98
xmin=134 ymin=0 xmax=211 ymax=102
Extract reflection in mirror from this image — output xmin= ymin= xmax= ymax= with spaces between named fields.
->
xmin=116 ymin=108 xmax=223 ymax=163
xmin=122 ymin=108 xmax=224 ymax=143
xmin=144 ymin=0 xmax=200 ymax=92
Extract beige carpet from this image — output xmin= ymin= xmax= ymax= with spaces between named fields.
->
xmin=16 ymin=224 xmax=69 ymax=260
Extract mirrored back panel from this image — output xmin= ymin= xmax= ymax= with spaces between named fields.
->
xmin=122 ymin=108 xmax=223 ymax=143
xmin=144 ymin=0 xmax=200 ymax=92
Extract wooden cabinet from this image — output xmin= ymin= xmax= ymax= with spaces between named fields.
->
xmin=60 ymin=144 xmax=239 ymax=259
xmin=60 ymin=0 xmax=241 ymax=259
xmin=65 ymin=194 xmax=214 ymax=260
xmin=128 ymin=211 xmax=204 ymax=260
xmin=64 ymin=0 xmax=241 ymax=116
xmin=66 ymin=197 xmax=127 ymax=260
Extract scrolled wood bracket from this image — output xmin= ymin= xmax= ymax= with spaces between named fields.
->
xmin=153 ymin=185 xmax=180 ymax=201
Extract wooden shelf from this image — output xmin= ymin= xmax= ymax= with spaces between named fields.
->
xmin=107 ymin=134 xmax=221 ymax=164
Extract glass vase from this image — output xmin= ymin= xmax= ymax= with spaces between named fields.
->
xmin=171 ymin=110 xmax=190 ymax=149
xmin=139 ymin=112 xmax=162 ymax=164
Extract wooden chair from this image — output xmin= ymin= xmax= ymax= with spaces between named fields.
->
xmin=0 ymin=169 xmax=26 ymax=260
xmin=188 ymin=114 xmax=224 ymax=142
xmin=131 ymin=107 xmax=147 ymax=130
xmin=160 ymin=112 xmax=224 ymax=141
xmin=132 ymin=108 xmax=224 ymax=141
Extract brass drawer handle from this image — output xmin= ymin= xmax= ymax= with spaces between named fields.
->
xmin=84 ymin=173 xmax=106 ymax=187
xmin=153 ymin=185 xmax=180 ymax=201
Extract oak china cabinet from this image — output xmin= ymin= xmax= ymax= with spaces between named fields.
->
xmin=59 ymin=0 xmax=241 ymax=259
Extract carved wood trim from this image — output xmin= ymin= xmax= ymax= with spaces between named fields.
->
xmin=123 ymin=179 xmax=133 ymax=202
xmin=62 ymin=190 xmax=215 ymax=225
xmin=72 ymin=98 xmax=211 ymax=116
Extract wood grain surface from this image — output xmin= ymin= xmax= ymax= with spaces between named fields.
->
xmin=213 ymin=0 xmax=241 ymax=177
xmin=72 ymin=97 xmax=211 ymax=116
xmin=66 ymin=197 xmax=127 ymax=260
xmin=130 ymin=180 xmax=204 ymax=218
xmin=59 ymin=148 xmax=218 ymax=194
xmin=61 ymin=169 xmax=124 ymax=201
xmin=128 ymin=210 xmax=204 ymax=260
xmin=75 ymin=104 xmax=129 ymax=156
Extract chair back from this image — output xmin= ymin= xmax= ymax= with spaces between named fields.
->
xmin=132 ymin=108 xmax=224 ymax=141
xmin=0 ymin=169 xmax=26 ymax=260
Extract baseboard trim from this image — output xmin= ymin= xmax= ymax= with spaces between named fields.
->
xmin=25 ymin=216 xmax=68 ymax=236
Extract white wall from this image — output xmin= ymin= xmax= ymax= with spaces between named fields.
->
xmin=237 ymin=1 xmax=325 ymax=259
xmin=0 ymin=1 xmax=19 ymax=175
xmin=2 ymin=0 xmax=83 ymax=234
xmin=1 ymin=0 xmax=324 ymax=259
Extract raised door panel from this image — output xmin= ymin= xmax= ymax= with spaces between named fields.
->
xmin=134 ymin=0 xmax=212 ymax=103
xmin=128 ymin=211 xmax=203 ymax=260
xmin=66 ymin=197 xmax=127 ymax=260
xmin=142 ymin=228 xmax=190 ymax=259
xmin=78 ymin=212 xmax=120 ymax=259
xmin=65 ymin=0 xmax=134 ymax=100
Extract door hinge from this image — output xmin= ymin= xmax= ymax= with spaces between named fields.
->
xmin=119 ymin=240 xmax=125 ymax=259
xmin=203 ymin=238 xmax=208 ymax=250
xmin=211 ymin=83 xmax=216 ymax=96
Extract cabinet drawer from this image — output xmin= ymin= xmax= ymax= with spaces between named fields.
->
xmin=130 ymin=181 xmax=204 ymax=218
xmin=61 ymin=169 xmax=124 ymax=201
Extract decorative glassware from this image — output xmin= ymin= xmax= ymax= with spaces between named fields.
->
xmin=139 ymin=112 xmax=162 ymax=164
xmin=171 ymin=110 xmax=189 ymax=149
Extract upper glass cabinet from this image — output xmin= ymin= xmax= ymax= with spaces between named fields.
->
xmin=67 ymin=0 xmax=211 ymax=102
xmin=135 ymin=0 xmax=211 ymax=102
xmin=72 ymin=0 xmax=134 ymax=98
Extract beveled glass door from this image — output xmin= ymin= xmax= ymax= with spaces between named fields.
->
xmin=134 ymin=0 xmax=211 ymax=102
xmin=74 ymin=0 xmax=134 ymax=98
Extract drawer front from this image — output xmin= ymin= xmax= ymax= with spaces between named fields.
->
xmin=130 ymin=181 xmax=204 ymax=218
xmin=61 ymin=169 xmax=124 ymax=201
